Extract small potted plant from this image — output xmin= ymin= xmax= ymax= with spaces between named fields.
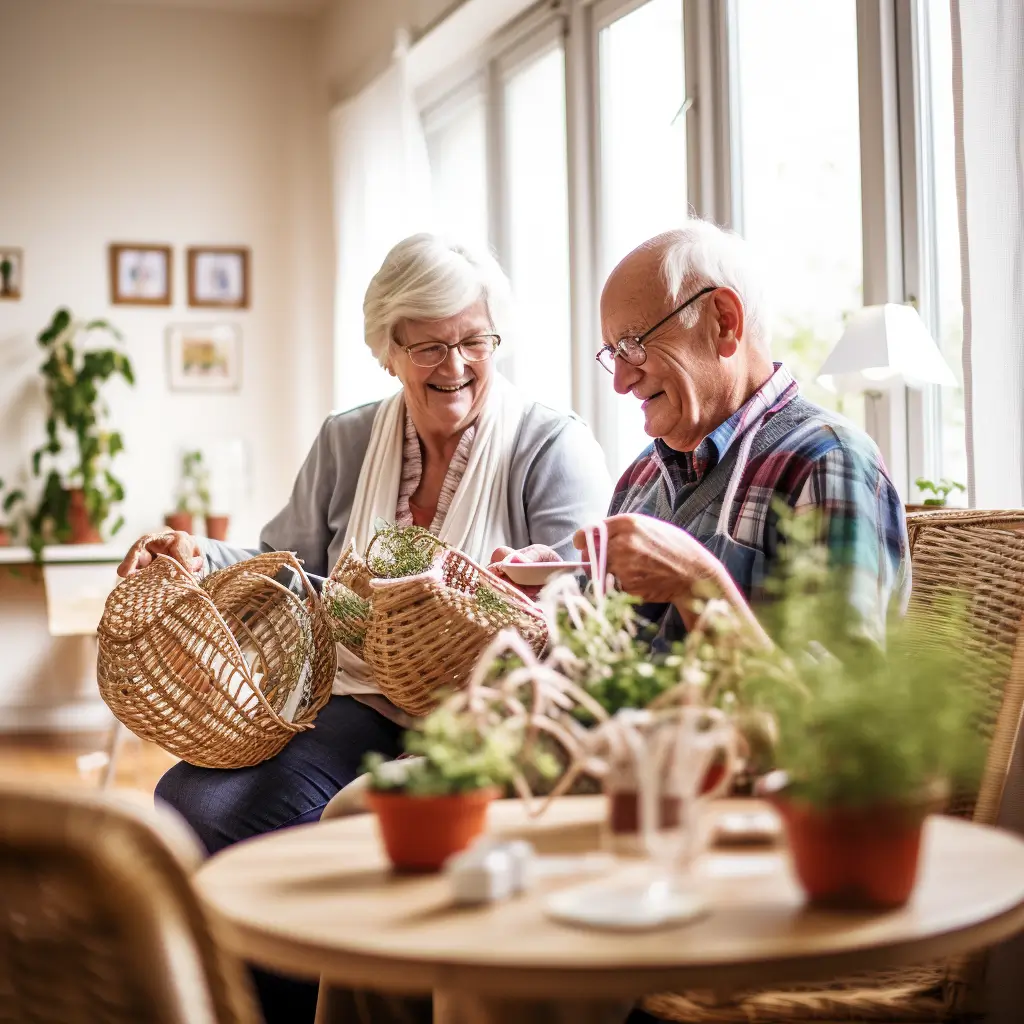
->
xmin=0 ymin=478 xmax=25 ymax=546
xmin=908 ymin=477 xmax=966 ymax=512
xmin=363 ymin=705 xmax=548 ymax=872
xmin=166 ymin=450 xmax=210 ymax=535
xmin=26 ymin=309 xmax=134 ymax=557
xmin=749 ymin=511 xmax=984 ymax=908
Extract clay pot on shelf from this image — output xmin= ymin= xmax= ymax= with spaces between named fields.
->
xmin=67 ymin=488 xmax=102 ymax=544
xmin=762 ymin=773 xmax=947 ymax=909
xmin=367 ymin=787 xmax=499 ymax=873
xmin=164 ymin=512 xmax=194 ymax=534
xmin=0 ymin=526 xmax=10 ymax=547
xmin=205 ymin=514 xmax=230 ymax=541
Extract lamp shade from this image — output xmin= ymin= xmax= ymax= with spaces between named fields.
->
xmin=817 ymin=303 xmax=958 ymax=392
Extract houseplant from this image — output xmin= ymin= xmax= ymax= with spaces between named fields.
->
xmin=363 ymin=704 xmax=555 ymax=872
xmin=909 ymin=476 xmax=966 ymax=511
xmin=747 ymin=508 xmax=985 ymax=908
xmin=26 ymin=308 xmax=134 ymax=556
xmin=0 ymin=478 xmax=25 ymax=546
xmin=166 ymin=450 xmax=210 ymax=535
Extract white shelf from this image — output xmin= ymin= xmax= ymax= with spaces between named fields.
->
xmin=0 ymin=543 xmax=125 ymax=566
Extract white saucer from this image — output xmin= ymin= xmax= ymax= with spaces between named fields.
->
xmin=544 ymin=880 xmax=708 ymax=932
xmin=498 ymin=561 xmax=589 ymax=586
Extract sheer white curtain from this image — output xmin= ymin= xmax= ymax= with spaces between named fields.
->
xmin=952 ymin=0 xmax=1024 ymax=509
xmin=330 ymin=37 xmax=433 ymax=412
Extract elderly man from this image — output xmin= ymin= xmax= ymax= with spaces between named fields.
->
xmin=497 ymin=220 xmax=908 ymax=640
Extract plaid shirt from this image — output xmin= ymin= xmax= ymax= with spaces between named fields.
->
xmin=609 ymin=363 xmax=910 ymax=644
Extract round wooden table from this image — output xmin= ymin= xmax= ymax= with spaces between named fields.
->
xmin=195 ymin=796 xmax=1024 ymax=1024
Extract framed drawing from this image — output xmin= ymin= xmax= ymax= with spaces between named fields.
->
xmin=109 ymin=244 xmax=172 ymax=305
xmin=166 ymin=323 xmax=242 ymax=392
xmin=0 ymin=247 xmax=23 ymax=300
xmin=187 ymin=246 xmax=250 ymax=309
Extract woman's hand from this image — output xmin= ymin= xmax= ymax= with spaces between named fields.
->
xmin=487 ymin=544 xmax=562 ymax=599
xmin=117 ymin=531 xmax=204 ymax=578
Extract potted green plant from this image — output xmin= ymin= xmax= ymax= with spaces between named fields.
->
xmin=166 ymin=450 xmax=210 ymax=535
xmin=363 ymin=705 xmax=554 ymax=872
xmin=748 ymin=510 xmax=984 ymax=908
xmin=0 ymin=478 xmax=25 ymax=546
xmin=26 ymin=309 xmax=134 ymax=556
xmin=908 ymin=477 xmax=966 ymax=512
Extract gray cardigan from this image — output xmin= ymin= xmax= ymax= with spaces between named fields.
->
xmin=202 ymin=398 xmax=613 ymax=580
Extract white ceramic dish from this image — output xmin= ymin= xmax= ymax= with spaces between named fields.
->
xmin=497 ymin=561 xmax=589 ymax=586
xmin=545 ymin=880 xmax=708 ymax=931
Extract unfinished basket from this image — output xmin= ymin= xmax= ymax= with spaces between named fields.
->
xmin=322 ymin=542 xmax=373 ymax=655
xmin=97 ymin=552 xmax=336 ymax=769
xmin=359 ymin=544 xmax=549 ymax=717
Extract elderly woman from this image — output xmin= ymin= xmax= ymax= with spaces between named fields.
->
xmin=119 ymin=233 xmax=610 ymax=851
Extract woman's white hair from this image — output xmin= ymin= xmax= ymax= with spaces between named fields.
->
xmin=363 ymin=233 xmax=513 ymax=367
xmin=657 ymin=219 xmax=771 ymax=352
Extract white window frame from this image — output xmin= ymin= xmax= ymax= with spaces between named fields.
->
xmin=413 ymin=0 xmax=954 ymax=487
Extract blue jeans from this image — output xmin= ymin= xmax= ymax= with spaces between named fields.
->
xmin=156 ymin=695 xmax=406 ymax=1024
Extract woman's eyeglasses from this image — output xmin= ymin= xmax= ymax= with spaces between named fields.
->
xmin=397 ymin=334 xmax=501 ymax=368
xmin=596 ymin=286 xmax=717 ymax=373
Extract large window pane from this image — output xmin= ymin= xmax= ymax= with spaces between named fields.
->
xmin=503 ymin=44 xmax=573 ymax=411
xmin=734 ymin=0 xmax=864 ymax=427
xmin=922 ymin=1 xmax=967 ymax=493
xmin=598 ymin=0 xmax=688 ymax=474
xmin=424 ymin=88 xmax=490 ymax=253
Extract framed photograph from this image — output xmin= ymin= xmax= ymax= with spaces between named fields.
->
xmin=187 ymin=246 xmax=250 ymax=309
xmin=109 ymin=243 xmax=172 ymax=305
xmin=166 ymin=323 xmax=242 ymax=392
xmin=0 ymin=247 xmax=23 ymax=300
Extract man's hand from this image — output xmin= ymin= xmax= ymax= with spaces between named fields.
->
xmin=487 ymin=543 xmax=562 ymax=599
xmin=117 ymin=531 xmax=204 ymax=578
xmin=574 ymin=514 xmax=724 ymax=605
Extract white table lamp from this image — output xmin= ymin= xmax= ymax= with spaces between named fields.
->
xmin=817 ymin=303 xmax=957 ymax=393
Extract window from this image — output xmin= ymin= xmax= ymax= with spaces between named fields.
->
xmin=596 ymin=0 xmax=688 ymax=474
xmin=423 ymin=84 xmax=490 ymax=253
xmin=500 ymin=41 xmax=573 ymax=411
xmin=918 ymin=0 xmax=967 ymax=489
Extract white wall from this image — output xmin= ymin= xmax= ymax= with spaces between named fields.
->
xmin=0 ymin=0 xmax=333 ymax=730
xmin=0 ymin=0 xmax=334 ymax=548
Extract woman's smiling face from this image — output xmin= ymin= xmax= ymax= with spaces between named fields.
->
xmin=389 ymin=298 xmax=496 ymax=439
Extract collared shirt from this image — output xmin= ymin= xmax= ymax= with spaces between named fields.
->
xmin=608 ymin=363 xmax=910 ymax=644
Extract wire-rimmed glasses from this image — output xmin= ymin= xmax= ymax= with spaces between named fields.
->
xmin=396 ymin=334 xmax=501 ymax=368
xmin=596 ymin=286 xmax=717 ymax=373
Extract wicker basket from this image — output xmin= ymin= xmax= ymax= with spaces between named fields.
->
xmin=96 ymin=552 xmax=336 ymax=769
xmin=358 ymin=545 xmax=549 ymax=717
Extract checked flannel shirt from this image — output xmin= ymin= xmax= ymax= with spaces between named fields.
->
xmin=608 ymin=363 xmax=910 ymax=645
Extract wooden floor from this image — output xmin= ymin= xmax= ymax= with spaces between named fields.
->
xmin=0 ymin=730 xmax=175 ymax=800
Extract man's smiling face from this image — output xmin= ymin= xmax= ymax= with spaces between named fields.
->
xmin=600 ymin=244 xmax=734 ymax=453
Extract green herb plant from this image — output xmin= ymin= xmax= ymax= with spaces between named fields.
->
xmin=914 ymin=477 xmax=966 ymax=507
xmin=26 ymin=308 xmax=134 ymax=558
xmin=174 ymin=450 xmax=211 ymax=517
xmin=364 ymin=521 xmax=443 ymax=579
xmin=362 ymin=705 xmax=556 ymax=797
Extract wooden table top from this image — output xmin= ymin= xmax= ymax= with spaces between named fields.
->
xmin=195 ymin=796 xmax=1024 ymax=1000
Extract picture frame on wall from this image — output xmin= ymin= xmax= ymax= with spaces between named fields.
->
xmin=187 ymin=246 xmax=250 ymax=309
xmin=0 ymin=247 xmax=23 ymax=301
xmin=109 ymin=243 xmax=172 ymax=306
xmin=166 ymin=323 xmax=242 ymax=392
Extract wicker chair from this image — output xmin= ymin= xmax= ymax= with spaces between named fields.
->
xmin=646 ymin=508 xmax=1024 ymax=1024
xmin=0 ymin=780 xmax=260 ymax=1024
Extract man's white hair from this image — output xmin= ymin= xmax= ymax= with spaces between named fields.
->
xmin=363 ymin=233 xmax=513 ymax=367
xmin=657 ymin=220 xmax=771 ymax=351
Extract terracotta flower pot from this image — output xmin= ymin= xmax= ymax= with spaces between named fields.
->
xmin=67 ymin=488 xmax=102 ymax=544
xmin=205 ymin=514 xmax=230 ymax=541
xmin=367 ymin=787 xmax=499 ymax=873
xmin=768 ymin=784 xmax=946 ymax=909
xmin=0 ymin=526 xmax=10 ymax=547
xmin=164 ymin=512 xmax=194 ymax=534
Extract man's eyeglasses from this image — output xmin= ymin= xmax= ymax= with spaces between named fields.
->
xmin=396 ymin=334 xmax=501 ymax=368
xmin=596 ymin=286 xmax=717 ymax=374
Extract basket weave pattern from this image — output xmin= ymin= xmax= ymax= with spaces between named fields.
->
xmin=647 ymin=509 xmax=1024 ymax=1023
xmin=97 ymin=552 xmax=336 ymax=769
xmin=352 ymin=547 xmax=549 ymax=717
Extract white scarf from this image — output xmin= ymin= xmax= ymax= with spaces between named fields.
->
xmin=333 ymin=375 xmax=526 ymax=696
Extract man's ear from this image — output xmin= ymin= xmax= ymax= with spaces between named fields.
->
xmin=711 ymin=288 xmax=744 ymax=358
